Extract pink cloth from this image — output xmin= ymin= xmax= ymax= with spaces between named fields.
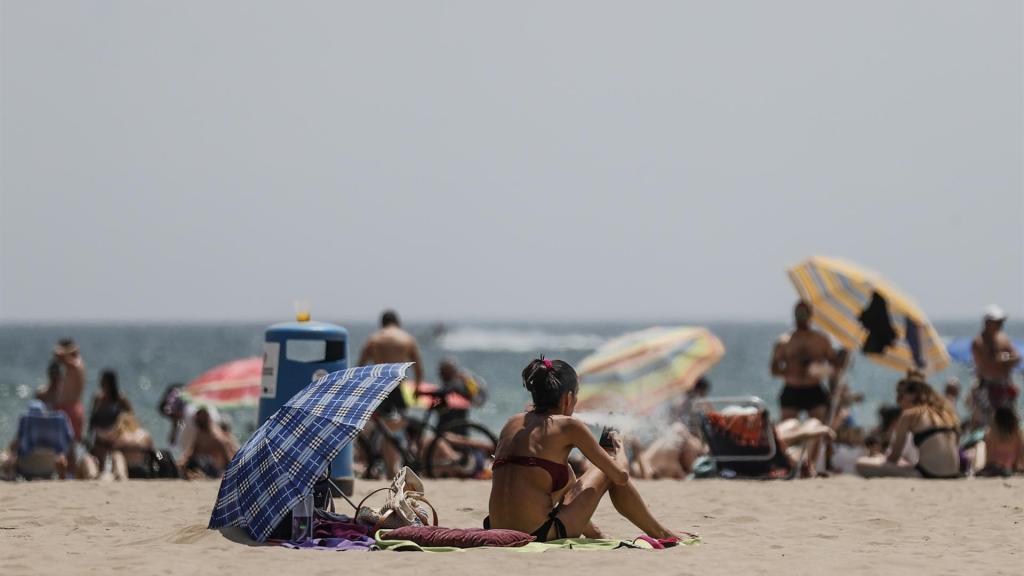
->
xmin=384 ymin=526 xmax=535 ymax=548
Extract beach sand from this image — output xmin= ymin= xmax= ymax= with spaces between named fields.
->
xmin=1 ymin=478 xmax=1022 ymax=575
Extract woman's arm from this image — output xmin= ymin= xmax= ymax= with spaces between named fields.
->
xmin=565 ymin=419 xmax=628 ymax=485
xmin=886 ymin=413 xmax=913 ymax=465
xmin=770 ymin=340 xmax=787 ymax=377
xmin=211 ymin=427 xmax=237 ymax=461
xmin=1015 ymin=433 xmax=1024 ymax=472
xmin=88 ymin=397 xmax=99 ymax=428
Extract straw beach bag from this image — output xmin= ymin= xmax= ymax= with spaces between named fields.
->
xmin=355 ymin=467 xmax=438 ymax=532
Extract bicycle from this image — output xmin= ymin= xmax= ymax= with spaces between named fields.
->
xmin=355 ymin=387 xmax=498 ymax=479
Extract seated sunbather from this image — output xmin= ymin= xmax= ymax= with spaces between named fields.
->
xmin=485 ymin=357 xmax=678 ymax=542
xmin=4 ymin=400 xmax=74 ymax=480
xmin=108 ymin=413 xmax=155 ymax=479
xmin=857 ymin=377 xmax=961 ymax=478
xmin=976 ymin=406 xmax=1023 ymax=477
xmin=178 ymin=408 xmax=237 ymax=479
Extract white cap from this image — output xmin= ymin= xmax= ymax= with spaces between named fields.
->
xmin=983 ymin=304 xmax=1007 ymax=322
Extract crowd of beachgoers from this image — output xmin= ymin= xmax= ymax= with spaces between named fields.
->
xmin=0 ymin=338 xmax=240 ymax=481
xmin=2 ymin=304 xmax=1022 ymax=489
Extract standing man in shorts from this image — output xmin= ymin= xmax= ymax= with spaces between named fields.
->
xmin=770 ymin=302 xmax=839 ymax=474
xmin=357 ymin=310 xmax=424 ymax=476
xmin=52 ymin=338 xmax=87 ymax=443
xmin=971 ymin=305 xmax=1020 ymax=423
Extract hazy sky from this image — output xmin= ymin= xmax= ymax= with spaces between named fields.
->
xmin=2 ymin=1 xmax=1021 ymax=323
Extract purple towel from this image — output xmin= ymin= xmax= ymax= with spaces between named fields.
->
xmin=316 ymin=520 xmax=370 ymax=541
xmin=279 ymin=519 xmax=374 ymax=551
xmin=281 ymin=536 xmax=375 ymax=551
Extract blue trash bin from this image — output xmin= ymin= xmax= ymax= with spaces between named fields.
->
xmin=259 ymin=319 xmax=354 ymax=495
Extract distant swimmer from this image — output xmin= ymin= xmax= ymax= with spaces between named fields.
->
xmin=770 ymin=301 xmax=838 ymax=424
xmin=971 ymin=305 xmax=1020 ymax=421
xmin=357 ymin=309 xmax=425 ymax=476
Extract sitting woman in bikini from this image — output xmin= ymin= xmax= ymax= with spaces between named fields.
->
xmin=485 ymin=357 xmax=677 ymax=541
xmin=857 ymin=375 xmax=961 ymax=478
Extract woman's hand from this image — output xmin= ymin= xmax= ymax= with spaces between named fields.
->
xmin=603 ymin=432 xmax=623 ymax=454
xmin=569 ymin=420 xmax=628 ymax=485
xmin=606 ymin=433 xmax=630 ymax=468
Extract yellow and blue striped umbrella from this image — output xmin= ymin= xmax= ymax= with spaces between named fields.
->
xmin=787 ymin=256 xmax=949 ymax=373
xmin=576 ymin=326 xmax=725 ymax=414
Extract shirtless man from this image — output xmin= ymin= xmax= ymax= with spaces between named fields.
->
xmin=770 ymin=302 xmax=838 ymax=476
xmin=357 ymin=310 xmax=424 ymax=476
xmin=971 ymin=305 xmax=1020 ymax=420
xmin=771 ymin=301 xmax=838 ymax=423
xmin=52 ymin=339 xmax=87 ymax=442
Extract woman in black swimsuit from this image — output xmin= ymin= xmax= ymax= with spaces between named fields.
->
xmin=89 ymin=370 xmax=133 ymax=462
xmin=485 ymin=357 xmax=677 ymax=541
xmin=856 ymin=376 xmax=961 ymax=478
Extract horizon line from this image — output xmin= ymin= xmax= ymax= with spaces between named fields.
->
xmin=0 ymin=315 xmax=999 ymax=327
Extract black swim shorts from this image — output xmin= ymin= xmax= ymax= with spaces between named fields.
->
xmin=779 ymin=384 xmax=830 ymax=412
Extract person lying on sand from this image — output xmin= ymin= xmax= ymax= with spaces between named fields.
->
xmin=857 ymin=376 xmax=961 ymax=479
xmin=484 ymin=357 xmax=678 ymax=542
xmin=629 ymin=422 xmax=706 ymax=479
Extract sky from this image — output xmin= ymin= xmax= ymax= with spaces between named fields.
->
xmin=1 ymin=1 xmax=1021 ymax=323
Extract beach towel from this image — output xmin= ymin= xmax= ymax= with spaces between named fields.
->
xmin=375 ymin=530 xmax=700 ymax=552
xmin=280 ymin=537 xmax=376 ymax=551
xmin=276 ymin=516 xmax=376 ymax=551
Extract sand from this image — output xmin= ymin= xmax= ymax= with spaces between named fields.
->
xmin=1 ymin=477 xmax=1022 ymax=576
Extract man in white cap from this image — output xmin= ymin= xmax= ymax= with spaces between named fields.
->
xmin=971 ymin=305 xmax=1020 ymax=421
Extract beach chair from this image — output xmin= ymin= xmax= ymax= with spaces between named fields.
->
xmin=693 ymin=396 xmax=797 ymax=479
xmin=15 ymin=448 xmax=60 ymax=480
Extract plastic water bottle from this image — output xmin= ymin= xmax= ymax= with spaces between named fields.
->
xmin=291 ymin=494 xmax=314 ymax=542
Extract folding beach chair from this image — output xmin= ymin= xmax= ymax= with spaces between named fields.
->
xmin=15 ymin=448 xmax=60 ymax=480
xmin=693 ymin=396 xmax=800 ymax=479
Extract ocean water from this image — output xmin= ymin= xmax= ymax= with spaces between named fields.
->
xmin=1 ymin=321 xmax=1020 ymax=447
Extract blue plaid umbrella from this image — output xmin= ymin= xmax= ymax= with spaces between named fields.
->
xmin=208 ymin=362 xmax=411 ymax=541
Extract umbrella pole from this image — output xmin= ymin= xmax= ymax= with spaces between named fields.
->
xmin=327 ymin=477 xmax=359 ymax=511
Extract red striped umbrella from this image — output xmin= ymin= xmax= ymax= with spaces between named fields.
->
xmin=184 ymin=357 xmax=262 ymax=408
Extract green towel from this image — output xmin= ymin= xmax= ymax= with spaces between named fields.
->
xmin=374 ymin=530 xmax=701 ymax=553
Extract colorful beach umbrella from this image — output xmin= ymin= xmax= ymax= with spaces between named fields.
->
xmin=576 ymin=327 xmax=725 ymax=414
xmin=946 ymin=337 xmax=1024 ymax=374
xmin=184 ymin=357 xmax=262 ymax=408
xmin=787 ymin=256 xmax=949 ymax=373
xmin=208 ymin=363 xmax=411 ymax=542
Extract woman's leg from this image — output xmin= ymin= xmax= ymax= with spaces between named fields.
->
xmin=856 ymin=455 xmax=921 ymax=478
xmin=582 ymin=520 xmax=604 ymax=539
xmin=554 ymin=465 xmax=612 ymax=538
xmin=607 ymin=480 xmax=676 ymax=538
xmin=557 ymin=456 xmax=677 ymax=539
xmin=110 ymin=451 xmax=129 ymax=481
xmin=76 ymin=453 xmax=100 ymax=480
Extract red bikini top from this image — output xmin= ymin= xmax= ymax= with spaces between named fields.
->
xmin=492 ymin=455 xmax=570 ymax=492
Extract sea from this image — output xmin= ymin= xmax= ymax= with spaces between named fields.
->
xmin=1 ymin=321 xmax=1021 ymax=448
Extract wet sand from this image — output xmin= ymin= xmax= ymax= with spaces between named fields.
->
xmin=1 ymin=477 xmax=1022 ymax=575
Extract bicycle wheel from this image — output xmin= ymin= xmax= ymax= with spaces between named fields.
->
xmin=354 ymin=432 xmax=382 ymax=479
xmin=424 ymin=420 xmax=498 ymax=479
